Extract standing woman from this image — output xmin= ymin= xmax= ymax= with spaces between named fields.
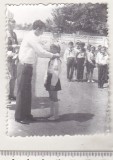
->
xmin=86 ymin=46 xmax=96 ymax=82
xmin=76 ymin=42 xmax=86 ymax=82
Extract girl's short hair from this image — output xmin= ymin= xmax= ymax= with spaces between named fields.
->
xmin=50 ymin=44 xmax=61 ymax=54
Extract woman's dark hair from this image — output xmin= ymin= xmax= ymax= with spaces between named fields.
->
xmin=32 ymin=20 xmax=45 ymax=30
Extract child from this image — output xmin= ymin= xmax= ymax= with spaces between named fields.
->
xmin=76 ymin=42 xmax=86 ymax=82
xmin=44 ymin=44 xmax=61 ymax=120
xmin=86 ymin=46 xmax=96 ymax=82
xmin=96 ymin=46 xmax=108 ymax=88
xmin=64 ymin=41 xmax=76 ymax=81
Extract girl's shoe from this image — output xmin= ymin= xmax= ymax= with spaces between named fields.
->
xmin=87 ymin=80 xmax=90 ymax=83
xmin=91 ymin=80 xmax=94 ymax=83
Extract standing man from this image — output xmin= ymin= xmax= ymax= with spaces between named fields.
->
xmin=64 ymin=42 xmax=77 ymax=81
xmin=15 ymin=20 xmax=60 ymax=124
xmin=7 ymin=19 xmax=18 ymax=101
xmin=76 ymin=42 xmax=86 ymax=82
xmin=96 ymin=46 xmax=108 ymax=88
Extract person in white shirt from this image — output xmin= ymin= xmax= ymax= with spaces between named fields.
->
xmin=96 ymin=45 xmax=102 ymax=55
xmin=85 ymin=44 xmax=92 ymax=80
xmin=15 ymin=20 xmax=60 ymax=124
xmin=72 ymin=41 xmax=81 ymax=80
xmin=86 ymin=46 xmax=96 ymax=83
xmin=64 ymin=41 xmax=77 ymax=81
xmin=44 ymin=44 xmax=61 ymax=120
xmin=96 ymin=46 xmax=109 ymax=88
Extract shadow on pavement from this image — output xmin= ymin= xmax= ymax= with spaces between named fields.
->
xmin=58 ymin=113 xmax=94 ymax=122
xmin=33 ymin=113 xmax=94 ymax=123
xmin=31 ymin=97 xmax=51 ymax=109
xmin=7 ymin=97 xmax=51 ymax=110
xmin=7 ymin=97 xmax=94 ymax=123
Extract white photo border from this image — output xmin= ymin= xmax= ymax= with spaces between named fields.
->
xmin=0 ymin=0 xmax=113 ymax=152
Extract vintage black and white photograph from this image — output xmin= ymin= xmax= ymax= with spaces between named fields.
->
xmin=6 ymin=3 xmax=109 ymax=136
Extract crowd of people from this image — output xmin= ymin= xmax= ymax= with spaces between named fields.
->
xmin=64 ymin=41 xmax=109 ymax=88
xmin=6 ymin=18 xmax=109 ymax=123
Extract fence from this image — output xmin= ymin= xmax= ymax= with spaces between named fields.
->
xmin=43 ymin=32 xmax=108 ymax=47
xmin=15 ymin=30 xmax=108 ymax=47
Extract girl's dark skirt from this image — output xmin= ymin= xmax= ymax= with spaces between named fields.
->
xmin=86 ymin=60 xmax=95 ymax=73
xmin=44 ymin=73 xmax=61 ymax=91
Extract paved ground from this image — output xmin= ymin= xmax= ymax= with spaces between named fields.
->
xmin=7 ymin=58 xmax=108 ymax=136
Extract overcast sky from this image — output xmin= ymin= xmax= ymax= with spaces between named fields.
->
xmin=6 ymin=4 xmax=62 ymax=24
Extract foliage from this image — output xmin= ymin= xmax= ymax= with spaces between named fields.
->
xmin=46 ymin=3 xmax=108 ymax=36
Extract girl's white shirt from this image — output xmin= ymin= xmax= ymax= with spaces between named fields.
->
xmin=48 ymin=58 xmax=62 ymax=87
xmin=87 ymin=51 xmax=95 ymax=63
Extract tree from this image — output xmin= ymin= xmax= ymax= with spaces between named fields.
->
xmin=45 ymin=18 xmax=54 ymax=32
xmin=50 ymin=3 xmax=108 ymax=35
